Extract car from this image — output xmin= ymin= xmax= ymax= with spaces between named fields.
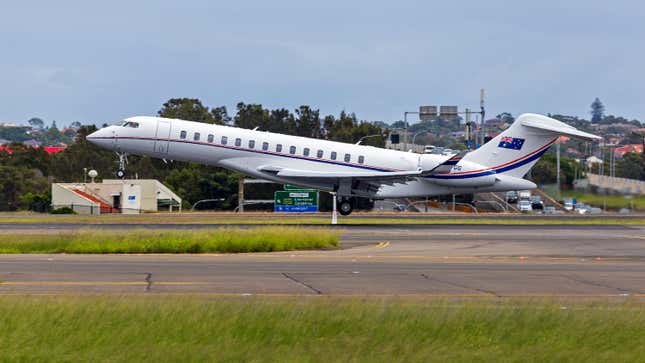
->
xmin=518 ymin=200 xmax=533 ymax=212
xmin=543 ymin=206 xmax=556 ymax=214
xmin=518 ymin=190 xmax=531 ymax=200
xmin=531 ymin=201 xmax=544 ymax=211
xmin=563 ymin=198 xmax=574 ymax=211
xmin=575 ymin=203 xmax=589 ymax=214
xmin=506 ymin=191 xmax=518 ymax=203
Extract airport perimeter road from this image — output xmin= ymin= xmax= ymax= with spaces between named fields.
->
xmin=0 ymin=225 xmax=644 ymax=298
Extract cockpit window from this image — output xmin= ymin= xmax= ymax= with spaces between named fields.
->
xmin=122 ymin=121 xmax=139 ymax=128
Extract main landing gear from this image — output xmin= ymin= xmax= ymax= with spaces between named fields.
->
xmin=338 ymin=198 xmax=354 ymax=216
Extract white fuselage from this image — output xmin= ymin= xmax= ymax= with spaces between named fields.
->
xmin=87 ymin=116 xmax=536 ymax=198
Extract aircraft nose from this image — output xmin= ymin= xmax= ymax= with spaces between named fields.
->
xmin=86 ymin=127 xmax=111 ymax=149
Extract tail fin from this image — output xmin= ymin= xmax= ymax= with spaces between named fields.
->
xmin=463 ymin=113 xmax=601 ymax=178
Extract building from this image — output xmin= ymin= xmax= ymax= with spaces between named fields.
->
xmin=52 ymin=179 xmax=182 ymax=215
xmin=614 ymin=144 xmax=643 ymax=158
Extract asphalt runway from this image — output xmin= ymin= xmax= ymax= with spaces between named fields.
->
xmin=0 ymin=224 xmax=644 ymax=298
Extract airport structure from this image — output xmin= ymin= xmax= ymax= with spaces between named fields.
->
xmin=52 ymin=179 xmax=182 ymax=215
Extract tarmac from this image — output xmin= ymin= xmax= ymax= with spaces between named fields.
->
xmin=1 ymin=223 xmax=644 ymax=298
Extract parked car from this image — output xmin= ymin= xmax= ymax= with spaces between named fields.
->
xmin=563 ymin=198 xmax=574 ymax=211
xmin=543 ymin=206 xmax=556 ymax=214
xmin=589 ymin=207 xmax=603 ymax=214
xmin=506 ymin=191 xmax=518 ymax=203
xmin=518 ymin=200 xmax=533 ymax=212
xmin=575 ymin=203 xmax=589 ymax=214
xmin=530 ymin=195 xmax=543 ymax=210
xmin=518 ymin=190 xmax=531 ymax=200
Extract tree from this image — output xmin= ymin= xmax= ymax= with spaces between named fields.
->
xmin=211 ymin=106 xmax=231 ymax=125
xmin=70 ymin=121 xmax=82 ymax=129
xmin=590 ymin=98 xmax=605 ymax=123
xmin=158 ymin=98 xmax=216 ymax=124
xmin=294 ymin=105 xmax=321 ymax=138
xmin=234 ymin=103 xmax=269 ymax=130
xmin=27 ymin=117 xmax=44 ymax=130
xmin=617 ymin=152 xmax=645 ymax=180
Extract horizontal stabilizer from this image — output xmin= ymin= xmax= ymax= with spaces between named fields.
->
xmin=520 ymin=114 xmax=601 ymax=141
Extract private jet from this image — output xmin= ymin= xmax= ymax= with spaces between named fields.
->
xmin=87 ymin=113 xmax=600 ymax=215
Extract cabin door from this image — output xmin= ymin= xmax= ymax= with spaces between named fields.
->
xmin=154 ymin=120 xmax=171 ymax=154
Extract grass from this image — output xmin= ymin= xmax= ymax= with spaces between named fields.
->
xmin=1 ymin=213 xmax=643 ymax=225
xmin=0 ymin=296 xmax=643 ymax=362
xmin=0 ymin=227 xmax=340 ymax=253
xmin=562 ymin=192 xmax=645 ymax=211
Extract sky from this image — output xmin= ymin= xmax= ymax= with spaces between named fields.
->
xmin=1 ymin=0 xmax=644 ymax=127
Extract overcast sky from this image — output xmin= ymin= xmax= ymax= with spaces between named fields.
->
xmin=1 ymin=0 xmax=643 ymax=126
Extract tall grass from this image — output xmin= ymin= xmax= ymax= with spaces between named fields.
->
xmin=0 ymin=227 xmax=340 ymax=253
xmin=0 ymin=296 xmax=643 ymax=362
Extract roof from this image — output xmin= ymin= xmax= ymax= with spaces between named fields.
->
xmin=0 ymin=145 xmax=66 ymax=154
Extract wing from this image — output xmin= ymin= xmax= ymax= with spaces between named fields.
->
xmin=425 ymin=150 xmax=468 ymax=175
xmin=259 ymin=165 xmax=423 ymax=186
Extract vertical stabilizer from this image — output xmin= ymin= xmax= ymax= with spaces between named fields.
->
xmin=463 ymin=113 xmax=600 ymax=178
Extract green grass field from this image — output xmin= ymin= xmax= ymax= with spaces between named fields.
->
xmin=2 ymin=213 xmax=643 ymax=225
xmin=0 ymin=227 xmax=340 ymax=253
xmin=0 ymin=296 xmax=643 ymax=362
xmin=562 ymin=192 xmax=645 ymax=211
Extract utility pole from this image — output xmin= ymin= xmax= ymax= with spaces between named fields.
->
xmin=237 ymin=178 xmax=244 ymax=213
xmin=556 ymin=138 xmax=561 ymax=200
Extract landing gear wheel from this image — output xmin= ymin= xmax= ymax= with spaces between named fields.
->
xmin=116 ymin=169 xmax=125 ymax=179
xmin=338 ymin=199 xmax=353 ymax=216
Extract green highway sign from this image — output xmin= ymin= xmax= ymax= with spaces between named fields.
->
xmin=274 ymin=190 xmax=318 ymax=212
xmin=283 ymin=184 xmax=313 ymax=191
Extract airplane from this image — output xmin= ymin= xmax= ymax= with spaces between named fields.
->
xmin=87 ymin=113 xmax=600 ymax=215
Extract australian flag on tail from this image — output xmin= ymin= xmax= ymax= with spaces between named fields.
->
xmin=498 ymin=136 xmax=525 ymax=150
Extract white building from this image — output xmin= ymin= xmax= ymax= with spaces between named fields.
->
xmin=52 ymin=179 xmax=182 ymax=215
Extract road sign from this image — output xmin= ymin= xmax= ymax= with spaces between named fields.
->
xmin=274 ymin=190 xmax=318 ymax=212
xmin=283 ymin=184 xmax=311 ymax=190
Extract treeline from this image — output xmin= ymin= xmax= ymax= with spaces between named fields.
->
xmin=0 ymin=98 xmax=386 ymax=212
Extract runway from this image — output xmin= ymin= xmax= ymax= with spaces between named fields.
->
xmin=0 ymin=224 xmax=644 ymax=298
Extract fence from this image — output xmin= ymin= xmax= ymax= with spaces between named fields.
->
xmin=51 ymin=204 xmax=143 ymax=215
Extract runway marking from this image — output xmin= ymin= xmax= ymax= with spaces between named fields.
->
xmin=620 ymin=235 xmax=645 ymax=240
xmin=375 ymin=241 xmax=390 ymax=249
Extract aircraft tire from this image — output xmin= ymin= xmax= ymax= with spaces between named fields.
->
xmin=338 ymin=199 xmax=353 ymax=216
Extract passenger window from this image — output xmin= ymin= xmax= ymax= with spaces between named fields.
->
xmin=344 ymin=153 xmax=350 ymax=162
xmin=317 ymin=150 xmax=323 ymax=158
xmin=221 ymin=136 xmax=228 ymax=145
xmin=289 ymin=146 xmax=296 ymax=154
xmin=207 ymin=134 xmax=214 ymax=143
xmin=262 ymin=142 xmax=269 ymax=151
xmin=303 ymin=148 xmax=310 ymax=156
xmin=235 ymin=138 xmax=241 ymax=147
xmin=180 ymin=131 xmax=187 ymax=139
xmin=358 ymin=155 xmax=365 ymax=164
xmin=276 ymin=144 xmax=283 ymax=152
xmin=194 ymin=132 xmax=200 ymax=141
xmin=248 ymin=140 xmax=255 ymax=149
xmin=331 ymin=151 xmax=337 ymax=160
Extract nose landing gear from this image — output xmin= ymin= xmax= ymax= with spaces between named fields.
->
xmin=116 ymin=152 xmax=128 ymax=179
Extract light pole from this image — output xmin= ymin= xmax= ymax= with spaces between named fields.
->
xmin=355 ymin=134 xmax=383 ymax=145
xmin=403 ymin=111 xmax=419 ymax=146
xmin=412 ymin=131 xmax=430 ymax=145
